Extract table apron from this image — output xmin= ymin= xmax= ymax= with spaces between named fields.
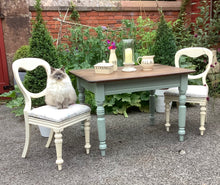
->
xmin=78 ymin=74 xmax=186 ymax=96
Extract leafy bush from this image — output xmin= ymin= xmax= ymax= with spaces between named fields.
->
xmin=136 ymin=16 xmax=157 ymax=56
xmin=173 ymin=0 xmax=219 ymax=50
xmin=152 ymin=12 xmax=177 ymax=66
xmin=13 ymin=45 xmax=30 ymax=62
xmin=172 ymin=0 xmax=193 ymax=49
xmin=0 ymin=86 xmax=24 ymax=117
xmin=24 ymin=0 xmax=60 ymax=106
xmin=191 ymin=0 xmax=220 ymax=48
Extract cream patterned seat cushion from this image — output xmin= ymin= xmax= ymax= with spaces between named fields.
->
xmin=28 ymin=104 xmax=91 ymax=122
xmin=164 ymin=85 xmax=208 ymax=98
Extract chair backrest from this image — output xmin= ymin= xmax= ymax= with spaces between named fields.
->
xmin=12 ymin=58 xmax=51 ymax=111
xmin=175 ymin=47 xmax=213 ymax=85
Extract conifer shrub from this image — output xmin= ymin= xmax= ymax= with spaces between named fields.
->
xmin=24 ymin=0 xmax=60 ymax=106
xmin=153 ymin=12 xmax=177 ymax=66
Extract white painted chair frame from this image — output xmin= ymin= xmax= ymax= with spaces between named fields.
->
xmin=164 ymin=47 xmax=213 ymax=135
xmin=13 ymin=58 xmax=91 ymax=170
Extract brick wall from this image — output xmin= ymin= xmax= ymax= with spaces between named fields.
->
xmin=30 ymin=10 xmax=179 ymax=43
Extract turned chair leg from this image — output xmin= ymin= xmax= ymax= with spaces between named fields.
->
xmin=45 ymin=129 xmax=54 ymax=148
xmin=199 ymin=103 xmax=206 ymax=136
xmin=54 ymin=130 xmax=64 ymax=171
xmin=81 ymin=121 xmax=85 ymax=137
xmin=165 ymin=100 xmax=171 ymax=132
xmin=22 ymin=123 xmax=31 ymax=158
xmin=84 ymin=119 xmax=91 ymax=154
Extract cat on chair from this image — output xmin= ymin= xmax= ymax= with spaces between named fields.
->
xmin=45 ymin=66 xmax=77 ymax=109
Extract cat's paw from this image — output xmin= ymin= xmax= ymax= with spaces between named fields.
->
xmin=57 ymin=105 xmax=62 ymax=109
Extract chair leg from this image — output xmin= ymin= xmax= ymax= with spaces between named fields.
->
xmin=45 ymin=129 xmax=54 ymax=148
xmin=81 ymin=121 xmax=85 ymax=137
xmin=199 ymin=103 xmax=206 ymax=136
xmin=54 ymin=130 xmax=64 ymax=171
xmin=165 ymin=100 xmax=171 ymax=132
xmin=22 ymin=123 xmax=31 ymax=158
xmin=84 ymin=119 xmax=91 ymax=154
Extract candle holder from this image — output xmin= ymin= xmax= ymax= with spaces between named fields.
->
xmin=122 ymin=39 xmax=136 ymax=72
xmin=122 ymin=62 xmax=136 ymax=72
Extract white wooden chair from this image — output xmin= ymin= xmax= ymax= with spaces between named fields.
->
xmin=164 ymin=47 xmax=213 ymax=135
xmin=12 ymin=58 xmax=91 ymax=170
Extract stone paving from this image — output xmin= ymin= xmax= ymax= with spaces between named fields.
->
xmin=0 ymin=98 xmax=220 ymax=184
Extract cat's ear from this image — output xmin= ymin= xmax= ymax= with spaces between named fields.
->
xmin=61 ymin=66 xmax=65 ymax=72
xmin=50 ymin=67 xmax=55 ymax=73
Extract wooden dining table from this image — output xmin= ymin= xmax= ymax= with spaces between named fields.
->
xmin=70 ymin=64 xmax=194 ymax=156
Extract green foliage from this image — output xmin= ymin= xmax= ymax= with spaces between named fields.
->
xmin=1 ymin=45 xmax=30 ymax=116
xmin=104 ymin=92 xmax=150 ymax=117
xmin=24 ymin=0 xmax=60 ymax=106
xmin=191 ymin=0 xmax=220 ymax=48
xmin=172 ymin=0 xmax=193 ymax=49
xmin=70 ymin=2 xmax=80 ymax=21
xmin=0 ymin=86 xmax=24 ymax=117
xmin=173 ymin=0 xmax=220 ymax=49
xmin=13 ymin=45 xmax=30 ymax=62
xmin=152 ymin=12 xmax=177 ymax=66
xmin=208 ymin=50 xmax=220 ymax=97
xmin=136 ymin=16 xmax=157 ymax=56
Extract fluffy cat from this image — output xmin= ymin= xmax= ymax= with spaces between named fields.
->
xmin=45 ymin=66 xmax=77 ymax=109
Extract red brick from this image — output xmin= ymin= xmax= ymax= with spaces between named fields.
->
xmin=86 ymin=11 xmax=99 ymax=16
xmin=88 ymin=16 xmax=98 ymax=20
xmin=86 ymin=20 xmax=99 ymax=24
xmin=96 ymin=16 xmax=109 ymax=20
xmin=31 ymin=12 xmax=37 ymax=16
xmin=47 ymin=12 xmax=59 ymax=17
xmin=50 ymin=24 xmax=59 ymax=29
xmin=98 ymin=12 xmax=115 ymax=16
xmin=113 ymin=15 xmax=123 ymax=20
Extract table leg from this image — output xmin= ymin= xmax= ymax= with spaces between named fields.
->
xmin=95 ymin=85 xmax=106 ymax=156
xmin=78 ymin=85 xmax=85 ymax=136
xmin=149 ymin=90 xmax=155 ymax=125
xmin=178 ymin=76 xmax=188 ymax=141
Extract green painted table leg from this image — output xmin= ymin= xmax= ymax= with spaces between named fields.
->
xmin=149 ymin=90 xmax=155 ymax=125
xmin=95 ymin=85 xmax=106 ymax=156
xmin=96 ymin=101 xmax=107 ymax=156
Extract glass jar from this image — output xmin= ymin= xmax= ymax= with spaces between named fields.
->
xmin=122 ymin=39 xmax=134 ymax=64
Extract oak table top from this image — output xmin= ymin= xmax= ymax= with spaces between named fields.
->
xmin=71 ymin=64 xmax=194 ymax=83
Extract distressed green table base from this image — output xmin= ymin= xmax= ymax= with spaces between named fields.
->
xmin=71 ymin=65 xmax=194 ymax=156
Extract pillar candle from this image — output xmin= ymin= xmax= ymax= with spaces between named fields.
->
xmin=125 ymin=48 xmax=133 ymax=64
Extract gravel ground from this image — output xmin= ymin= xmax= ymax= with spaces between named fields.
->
xmin=0 ymin=98 xmax=220 ymax=185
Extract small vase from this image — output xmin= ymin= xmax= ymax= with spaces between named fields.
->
xmin=109 ymin=49 xmax=117 ymax=71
